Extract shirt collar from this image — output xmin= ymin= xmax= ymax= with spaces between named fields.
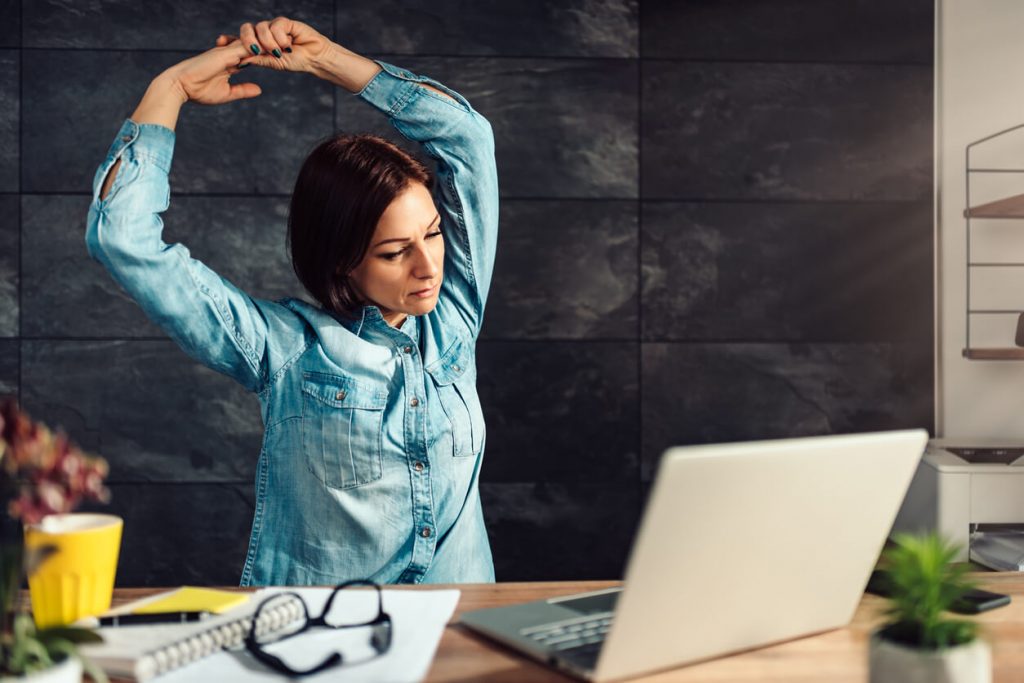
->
xmin=338 ymin=306 xmax=417 ymax=341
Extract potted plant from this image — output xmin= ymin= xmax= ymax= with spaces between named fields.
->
xmin=0 ymin=400 xmax=110 ymax=682
xmin=869 ymin=532 xmax=990 ymax=683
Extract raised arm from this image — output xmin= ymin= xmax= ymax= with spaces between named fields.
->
xmin=87 ymin=41 xmax=301 ymax=393
xmin=100 ymin=46 xmax=261 ymax=199
xmin=232 ymin=19 xmax=499 ymax=337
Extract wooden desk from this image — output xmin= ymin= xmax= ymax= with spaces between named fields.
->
xmin=88 ymin=574 xmax=1024 ymax=681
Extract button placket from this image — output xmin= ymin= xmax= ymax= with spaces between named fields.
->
xmin=396 ymin=330 xmax=434 ymax=573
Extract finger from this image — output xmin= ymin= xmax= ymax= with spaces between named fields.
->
xmin=221 ymin=40 xmax=257 ymax=69
xmin=215 ymin=33 xmax=239 ymax=47
xmin=255 ymin=20 xmax=284 ymax=58
xmin=239 ymin=21 xmax=261 ymax=56
xmin=269 ymin=17 xmax=294 ymax=52
xmin=229 ymin=81 xmax=260 ymax=100
xmin=235 ymin=51 xmax=278 ymax=70
xmin=227 ymin=82 xmax=262 ymax=102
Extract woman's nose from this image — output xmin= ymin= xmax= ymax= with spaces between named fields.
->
xmin=413 ymin=243 xmax=440 ymax=277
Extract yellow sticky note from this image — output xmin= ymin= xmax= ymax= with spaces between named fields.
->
xmin=132 ymin=587 xmax=250 ymax=615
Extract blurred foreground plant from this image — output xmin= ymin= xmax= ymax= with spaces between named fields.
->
xmin=0 ymin=399 xmax=110 ymax=680
xmin=876 ymin=532 xmax=978 ymax=649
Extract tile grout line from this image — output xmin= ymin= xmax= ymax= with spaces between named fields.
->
xmin=636 ymin=13 xmax=644 ymax=520
xmin=9 ymin=46 xmax=934 ymax=69
xmin=0 ymin=191 xmax=935 ymax=205
xmin=16 ymin=0 xmax=23 ymax=406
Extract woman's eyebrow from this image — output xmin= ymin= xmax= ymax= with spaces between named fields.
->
xmin=373 ymin=213 xmax=441 ymax=248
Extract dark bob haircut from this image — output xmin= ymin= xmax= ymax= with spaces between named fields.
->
xmin=288 ymin=133 xmax=434 ymax=319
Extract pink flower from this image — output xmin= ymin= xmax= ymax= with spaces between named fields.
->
xmin=0 ymin=400 xmax=110 ymax=525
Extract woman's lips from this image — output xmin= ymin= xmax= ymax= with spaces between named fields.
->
xmin=411 ymin=283 xmax=438 ymax=298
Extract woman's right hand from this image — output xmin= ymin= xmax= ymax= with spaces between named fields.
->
xmin=162 ymin=39 xmax=263 ymax=106
xmin=129 ymin=39 xmax=260 ymax=131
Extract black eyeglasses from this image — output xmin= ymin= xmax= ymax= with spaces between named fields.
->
xmin=244 ymin=580 xmax=393 ymax=677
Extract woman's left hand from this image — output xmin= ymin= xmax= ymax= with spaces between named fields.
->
xmin=215 ymin=17 xmax=333 ymax=74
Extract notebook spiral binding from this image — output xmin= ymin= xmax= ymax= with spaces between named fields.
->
xmin=138 ymin=594 xmax=306 ymax=679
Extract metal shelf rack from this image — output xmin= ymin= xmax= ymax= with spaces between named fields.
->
xmin=964 ymin=123 xmax=1024 ymax=359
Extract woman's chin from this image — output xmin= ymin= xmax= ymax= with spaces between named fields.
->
xmin=395 ymin=297 xmax=437 ymax=316
xmin=412 ymin=297 xmax=439 ymax=313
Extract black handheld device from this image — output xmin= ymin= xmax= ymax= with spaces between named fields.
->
xmin=951 ymin=588 xmax=1012 ymax=614
xmin=865 ymin=570 xmax=1011 ymax=614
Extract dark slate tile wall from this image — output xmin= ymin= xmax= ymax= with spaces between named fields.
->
xmin=0 ymin=1 xmax=17 ymax=48
xmin=0 ymin=196 xmax=16 ymax=336
xmin=0 ymin=341 xmax=15 ymax=395
xmin=2 ymin=0 xmax=934 ymax=586
xmin=0 ymin=50 xmax=16 ymax=192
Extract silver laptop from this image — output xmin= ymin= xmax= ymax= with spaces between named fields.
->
xmin=460 ymin=429 xmax=927 ymax=682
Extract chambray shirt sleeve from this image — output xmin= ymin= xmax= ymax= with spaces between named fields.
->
xmin=356 ymin=61 xmax=499 ymax=339
xmin=85 ymin=120 xmax=282 ymax=393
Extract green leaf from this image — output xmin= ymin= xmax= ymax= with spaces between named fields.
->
xmin=80 ymin=654 xmax=110 ymax=683
xmin=12 ymin=634 xmax=52 ymax=674
xmin=37 ymin=625 xmax=104 ymax=645
xmin=12 ymin=613 xmax=37 ymax=641
xmin=2 ymin=612 xmax=105 ymax=677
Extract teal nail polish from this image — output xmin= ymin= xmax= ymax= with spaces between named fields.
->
xmin=239 ymin=63 xmax=250 ymax=69
xmin=272 ymin=49 xmax=282 ymax=58
xmin=284 ymin=47 xmax=292 ymax=53
xmin=250 ymin=44 xmax=260 ymax=55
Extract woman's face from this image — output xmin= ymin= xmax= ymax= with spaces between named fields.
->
xmin=347 ymin=181 xmax=444 ymax=327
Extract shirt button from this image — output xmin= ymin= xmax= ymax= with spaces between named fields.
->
xmin=421 ymin=527 xmax=432 ymax=538
xmin=403 ymin=346 xmax=413 ymax=354
xmin=410 ymin=397 xmax=420 ymax=407
xmin=335 ymin=390 xmax=346 ymax=401
xmin=121 ymin=135 xmax=132 ymax=142
xmin=414 ymin=461 xmax=425 ymax=472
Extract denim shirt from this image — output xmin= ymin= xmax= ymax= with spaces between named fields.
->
xmin=85 ymin=61 xmax=499 ymax=586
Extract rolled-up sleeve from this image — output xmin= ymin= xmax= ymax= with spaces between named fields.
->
xmin=85 ymin=120 xmax=295 ymax=393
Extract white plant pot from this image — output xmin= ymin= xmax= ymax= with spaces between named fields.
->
xmin=869 ymin=632 xmax=991 ymax=683
xmin=0 ymin=656 xmax=82 ymax=683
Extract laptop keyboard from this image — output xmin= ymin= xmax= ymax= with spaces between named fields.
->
xmin=520 ymin=611 xmax=614 ymax=663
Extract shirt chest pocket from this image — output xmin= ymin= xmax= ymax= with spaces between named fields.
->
xmin=301 ymin=372 xmax=389 ymax=490
xmin=426 ymin=339 xmax=485 ymax=458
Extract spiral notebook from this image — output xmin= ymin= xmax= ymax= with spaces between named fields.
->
xmin=79 ymin=588 xmax=304 ymax=681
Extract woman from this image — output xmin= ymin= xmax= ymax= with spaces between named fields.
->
xmin=86 ymin=17 xmax=498 ymax=585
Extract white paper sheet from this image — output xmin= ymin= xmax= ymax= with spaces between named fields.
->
xmin=155 ymin=588 xmax=460 ymax=683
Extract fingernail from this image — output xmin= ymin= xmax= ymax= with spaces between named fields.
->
xmin=272 ymin=49 xmax=282 ymax=58
xmin=284 ymin=47 xmax=292 ymax=53
xmin=250 ymin=44 xmax=260 ymax=55
xmin=239 ymin=63 xmax=250 ymax=69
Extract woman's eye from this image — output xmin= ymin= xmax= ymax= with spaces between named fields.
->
xmin=427 ymin=230 xmax=443 ymax=239
xmin=381 ymin=250 xmax=405 ymax=261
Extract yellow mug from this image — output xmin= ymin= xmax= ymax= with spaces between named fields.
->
xmin=24 ymin=513 xmax=123 ymax=628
